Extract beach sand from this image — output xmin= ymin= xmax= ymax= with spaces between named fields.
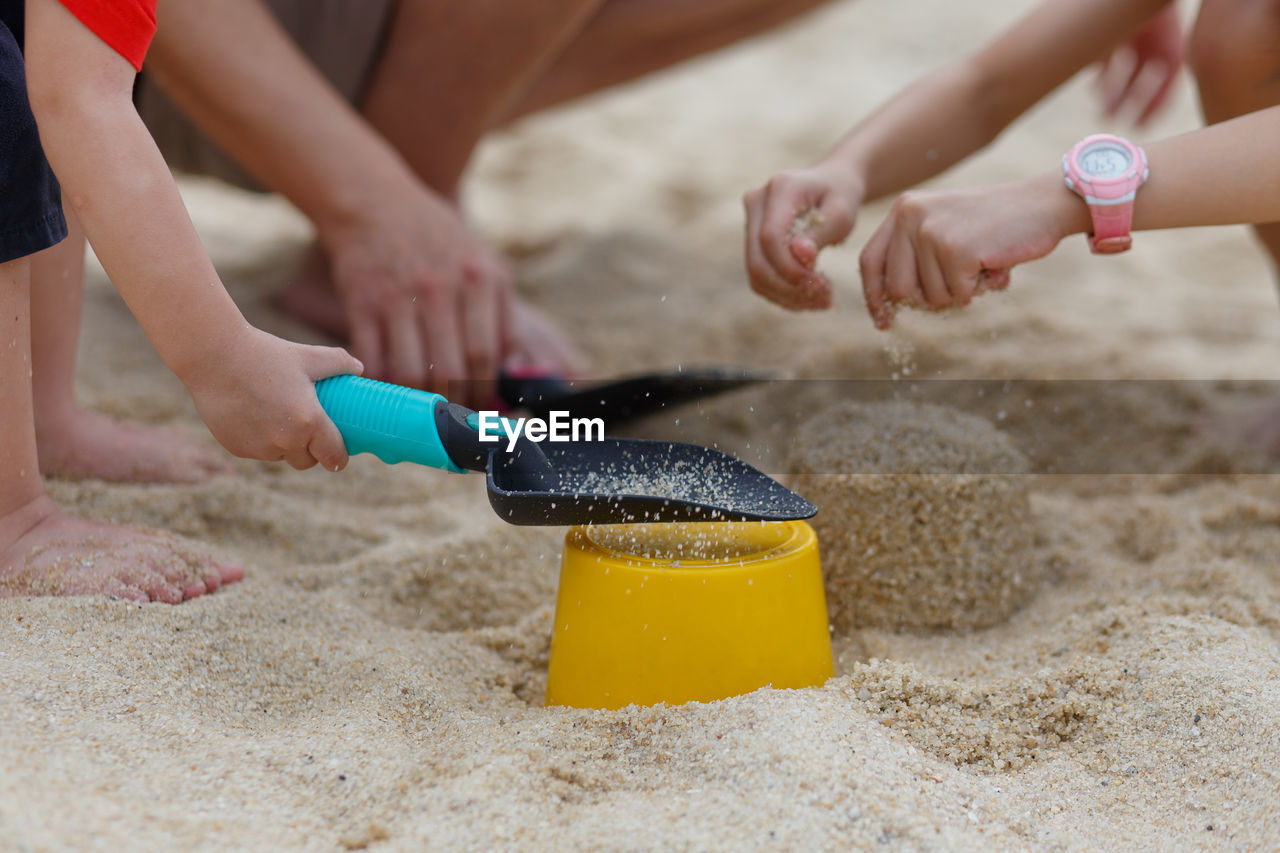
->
xmin=4 ymin=0 xmax=1280 ymax=848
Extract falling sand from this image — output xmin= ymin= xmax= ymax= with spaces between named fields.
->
xmin=5 ymin=0 xmax=1280 ymax=849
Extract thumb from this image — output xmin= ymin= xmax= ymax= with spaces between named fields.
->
xmin=790 ymin=194 xmax=856 ymax=265
xmin=304 ymin=344 xmax=365 ymax=382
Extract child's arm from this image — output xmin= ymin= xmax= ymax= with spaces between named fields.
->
xmin=24 ymin=0 xmax=362 ymax=471
xmin=743 ymin=0 xmax=1173 ymax=309
xmin=858 ymin=105 xmax=1280 ymax=327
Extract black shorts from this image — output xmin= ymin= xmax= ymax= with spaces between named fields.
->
xmin=0 ymin=1 xmax=67 ymax=264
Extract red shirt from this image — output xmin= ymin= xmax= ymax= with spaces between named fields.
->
xmin=57 ymin=0 xmax=157 ymax=71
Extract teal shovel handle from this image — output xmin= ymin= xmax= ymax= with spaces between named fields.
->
xmin=315 ymin=375 xmax=466 ymax=473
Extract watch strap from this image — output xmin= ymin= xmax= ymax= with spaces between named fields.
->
xmin=1087 ymin=199 xmax=1135 ymax=255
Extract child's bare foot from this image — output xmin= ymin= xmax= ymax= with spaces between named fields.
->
xmin=275 ymin=247 xmax=348 ymax=338
xmin=0 ymin=495 xmax=243 ymax=603
xmin=505 ymin=299 xmax=585 ymax=374
xmin=37 ymin=407 xmax=233 ymax=484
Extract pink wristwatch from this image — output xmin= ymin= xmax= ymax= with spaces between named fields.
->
xmin=1062 ymin=134 xmax=1149 ymax=254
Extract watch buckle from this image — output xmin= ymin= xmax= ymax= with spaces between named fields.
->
xmin=1091 ymin=235 xmax=1132 ymax=255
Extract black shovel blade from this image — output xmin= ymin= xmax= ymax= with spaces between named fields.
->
xmin=485 ymin=437 xmax=816 ymax=526
xmin=498 ymin=367 xmax=775 ymax=423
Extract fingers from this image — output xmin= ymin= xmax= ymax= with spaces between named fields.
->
xmin=758 ymin=187 xmax=824 ymax=286
xmin=745 ymin=189 xmax=823 ymax=310
xmin=806 ymin=193 xmax=857 ymax=250
xmin=217 ymin=561 xmax=246 ymax=585
xmin=884 ymin=225 xmax=926 ymax=310
xmin=288 ymin=344 xmax=360 ymax=472
xmin=387 ymin=304 xmax=430 ymax=389
xmin=981 ymin=268 xmax=1011 ymax=292
xmin=747 ymin=185 xmax=834 ymax=308
xmin=790 ymin=235 xmax=820 ymax=268
xmin=1098 ymin=50 xmax=1138 ymax=117
xmin=418 ymin=281 xmax=466 ymax=400
xmin=1135 ymin=61 xmax=1178 ymax=126
xmin=458 ymin=257 xmax=505 ymax=408
xmin=861 ymin=191 xmax=1004 ymax=326
xmin=352 ymin=262 xmax=508 ymax=406
xmin=494 ymin=264 xmax=516 ymax=367
xmin=785 ymin=192 xmax=856 ymax=306
xmin=306 ymin=410 xmax=350 ymax=472
xmin=504 ymin=298 xmax=584 ymax=375
xmin=859 ymin=216 xmax=895 ymax=330
xmin=1096 ymin=5 xmax=1184 ymax=127
xmin=744 ymin=173 xmax=850 ymax=311
xmin=303 ymin=344 xmax=364 ymax=383
xmin=349 ymin=312 xmax=384 ymax=384
xmin=944 ymin=246 xmax=988 ymax=305
xmin=916 ymin=239 xmax=950 ymax=309
xmin=1113 ymin=60 xmax=1147 ymax=117
xmin=282 ymin=448 xmax=319 ymax=471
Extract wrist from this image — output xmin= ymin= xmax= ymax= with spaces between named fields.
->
xmin=309 ymin=150 xmax=421 ymax=254
xmin=1028 ymin=170 xmax=1092 ymax=240
xmin=168 ymin=313 xmax=255 ymax=388
xmin=814 ymin=155 xmax=867 ymax=207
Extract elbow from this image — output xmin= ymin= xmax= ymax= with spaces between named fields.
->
xmin=26 ymin=57 xmax=134 ymax=147
xmin=24 ymin=60 xmax=68 ymax=133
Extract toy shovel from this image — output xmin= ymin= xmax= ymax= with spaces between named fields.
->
xmin=315 ymin=375 xmax=816 ymax=526
xmin=497 ymin=366 xmax=774 ymax=423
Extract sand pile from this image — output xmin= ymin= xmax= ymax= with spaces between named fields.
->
xmin=791 ymin=401 xmax=1036 ymax=632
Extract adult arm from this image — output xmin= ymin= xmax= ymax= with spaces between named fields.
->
xmin=142 ymin=0 xmax=511 ymax=398
xmin=24 ymin=0 xmax=361 ymax=470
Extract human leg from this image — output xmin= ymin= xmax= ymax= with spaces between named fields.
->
xmin=363 ymin=0 xmax=839 ymax=192
xmin=29 ymin=208 xmax=234 ymax=483
xmin=1189 ymin=0 xmax=1280 ymax=277
xmin=506 ymin=0 xmax=842 ymax=120
xmin=0 ymin=258 xmax=243 ymax=601
xmin=1188 ymin=0 xmax=1280 ymax=458
xmin=360 ymin=0 xmax=607 ymax=199
xmin=287 ymin=0 xmax=835 ymax=372
xmin=274 ymin=0 xmax=607 ymax=374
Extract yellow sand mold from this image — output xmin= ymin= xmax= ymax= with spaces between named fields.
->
xmin=546 ymin=521 xmax=833 ymax=709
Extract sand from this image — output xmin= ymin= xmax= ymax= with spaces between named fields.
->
xmin=5 ymin=0 xmax=1280 ymax=849
xmin=791 ymin=401 xmax=1036 ymax=632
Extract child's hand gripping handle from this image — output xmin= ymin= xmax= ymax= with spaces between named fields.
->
xmin=316 ymin=375 xmax=557 ymax=490
xmin=315 ymin=375 xmax=469 ymax=473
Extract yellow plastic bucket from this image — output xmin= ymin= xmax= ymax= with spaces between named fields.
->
xmin=546 ymin=521 xmax=832 ymax=709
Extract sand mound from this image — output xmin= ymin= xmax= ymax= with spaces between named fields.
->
xmin=791 ymin=401 xmax=1036 ymax=632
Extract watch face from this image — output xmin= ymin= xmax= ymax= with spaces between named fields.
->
xmin=1079 ymin=141 xmax=1132 ymax=178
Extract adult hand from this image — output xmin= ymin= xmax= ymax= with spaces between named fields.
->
xmin=743 ymin=163 xmax=863 ymax=310
xmin=182 ymin=327 xmax=363 ymax=471
xmin=326 ymin=187 xmax=514 ymax=408
xmin=1096 ymin=5 xmax=1184 ymax=126
xmin=858 ymin=175 xmax=1088 ymax=329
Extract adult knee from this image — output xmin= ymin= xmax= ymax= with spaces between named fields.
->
xmin=1189 ymin=0 xmax=1280 ymax=120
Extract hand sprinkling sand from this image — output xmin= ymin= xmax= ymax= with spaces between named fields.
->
xmin=787 ymin=207 xmax=835 ymax=304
